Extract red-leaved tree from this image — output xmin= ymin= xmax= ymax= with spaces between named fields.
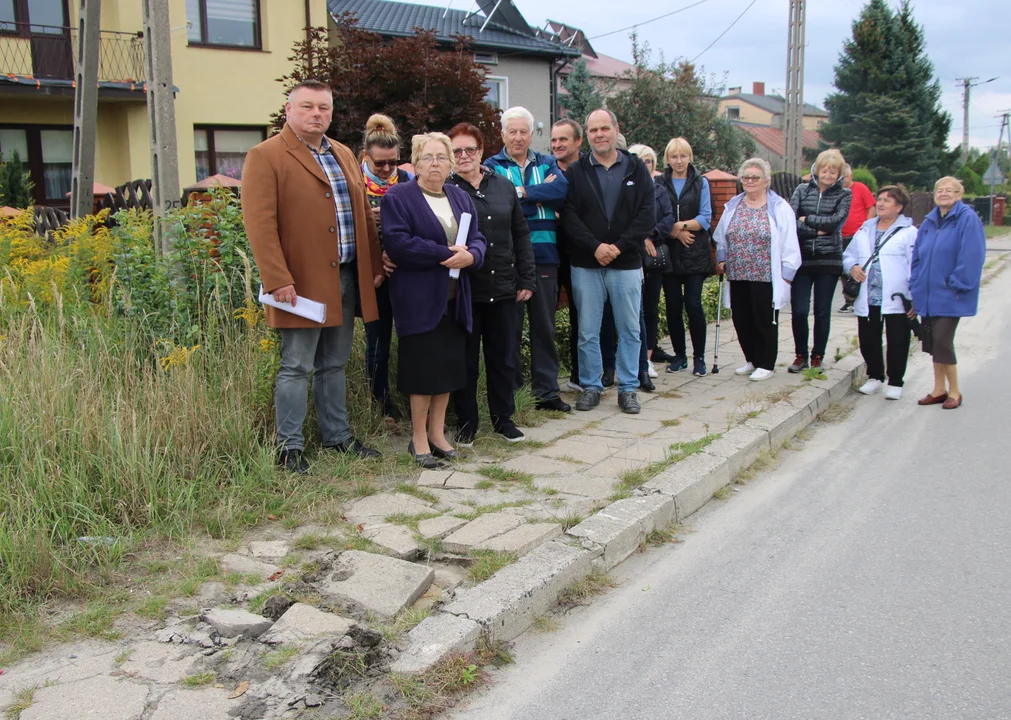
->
xmin=275 ymin=15 xmax=503 ymax=155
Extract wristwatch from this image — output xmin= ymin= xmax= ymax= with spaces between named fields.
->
xmin=516 ymin=186 xmax=524 ymax=199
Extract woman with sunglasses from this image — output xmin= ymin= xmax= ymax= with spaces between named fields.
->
xmin=360 ymin=114 xmax=412 ymax=423
xmin=445 ymin=123 xmax=536 ymax=446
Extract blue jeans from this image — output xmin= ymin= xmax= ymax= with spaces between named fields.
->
xmin=601 ymin=297 xmax=649 ymax=374
xmin=571 ymin=266 xmax=643 ymax=392
xmin=275 ymin=265 xmax=357 ymax=451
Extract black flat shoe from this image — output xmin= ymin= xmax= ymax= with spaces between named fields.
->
xmin=408 ymin=441 xmax=443 ymax=469
xmin=325 ymin=438 xmax=381 ymax=458
xmin=429 ymin=443 xmax=462 ymax=460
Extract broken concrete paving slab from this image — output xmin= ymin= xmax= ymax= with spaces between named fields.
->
xmin=442 ymin=541 xmax=593 ymax=642
xmin=363 ymin=524 xmax=423 ymax=560
xmin=596 ymin=415 xmax=664 ymax=435
xmin=432 ymin=564 xmax=469 ymax=591
xmin=643 ymin=451 xmax=731 ymax=521
xmin=531 ymin=473 xmax=615 ymax=499
xmin=417 ymin=469 xmax=454 ymax=487
xmin=442 ymin=471 xmax=487 ymax=489
xmin=344 ymin=493 xmax=434 ymax=524
xmin=535 ymin=437 xmax=615 ymax=464
xmin=566 ymin=495 xmax=674 ymax=570
xmin=19 ymin=674 xmax=150 ymax=720
xmin=148 ymin=687 xmax=236 ymax=720
xmin=201 ymin=608 xmax=273 ymax=639
xmin=441 ymin=513 xmax=524 ymax=554
xmin=417 ymin=515 xmax=468 ymax=539
xmin=500 ymin=453 xmax=579 ymax=476
xmin=248 ymin=540 xmax=290 ymax=559
xmin=582 ymin=454 xmax=648 ymax=478
xmin=474 ymin=523 xmax=563 ymax=556
xmin=389 ymin=614 xmax=483 ymax=674
xmin=118 ymin=641 xmax=203 ymax=684
xmin=319 ymin=550 xmax=434 ymax=618
xmin=258 ymin=603 xmax=353 ymax=645
xmin=219 ymin=553 xmax=280 ymax=579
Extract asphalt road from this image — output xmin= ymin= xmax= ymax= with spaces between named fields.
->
xmin=448 ymin=262 xmax=1011 ymax=720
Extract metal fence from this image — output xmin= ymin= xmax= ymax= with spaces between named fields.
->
xmin=0 ymin=23 xmax=145 ymax=83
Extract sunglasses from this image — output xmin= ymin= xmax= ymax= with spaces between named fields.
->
xmin=369 ymin=157 xmax=400 ymax=169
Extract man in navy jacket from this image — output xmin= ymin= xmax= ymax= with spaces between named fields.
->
xmin=561 ymin=109 xmax=656 ymax=414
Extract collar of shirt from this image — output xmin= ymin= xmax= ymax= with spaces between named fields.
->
xmin=295 ymin=132 xmax=329 ymax=155
xmin=589 ymin=151 xmax=627 ymax=170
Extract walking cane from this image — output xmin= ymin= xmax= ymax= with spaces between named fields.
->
xmin=712 ymin=273 xmax=725 ymax=374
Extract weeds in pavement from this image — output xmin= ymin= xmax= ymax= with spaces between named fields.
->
xmin=476 ymin=634 xmax=514 ymax=667
xmin=713 ymin=485 xmax=733 ymax=500
xmin=262 ymin=645 xmax=300 ymax=670
xmin=801 ymin=367 xmax=828 ymax=382
xmin=640 ymin=525 xmax=681 ymax=550
xmin=660 ymin=417 xmax=682 ymax=428
xmin=369 ymin=607 xmax=431 ymax=642
xmin=182 ymin=672 xmax=216 ymax=687
xmin=343 ymin=691 xmax=385 ymax=719
xmin=396 ymin=484 xmax=439 ymax=505
xmin=476 ymin=466 xmax=534 ymax=488
xmin=736 ymin=448 xmax=779 ymax=484
xmin=610 ymin=434 xmax=722 ymax=499
xmin=468 ymin=551 xmax=519 ymax=583
xmin=557 ymin=569 xmax=617 ymax=609
xmin=531 ymin=615 xmax=560 ymax=633
xmin=4 ymin=685 xmax=37 ymax=720
xmin=818 ymin=401 xmax=854 ymax=424
xmin=453 ymin=500 xmax=532 ymax=521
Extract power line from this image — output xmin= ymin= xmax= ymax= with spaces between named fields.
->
xmin=690 ymin=0 xmax=758 ymax=63
xmin=587 ymin=0 xmax=710 ymax=41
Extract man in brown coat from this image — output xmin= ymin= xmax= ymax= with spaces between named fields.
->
xmin=243 ymin=79 xmax=384 ymax=473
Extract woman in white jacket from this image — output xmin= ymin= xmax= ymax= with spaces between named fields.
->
xmin=714 ymin=158 xmax=802 ymax=382
xmin=842 ymin=184 xmax=917 ymax=400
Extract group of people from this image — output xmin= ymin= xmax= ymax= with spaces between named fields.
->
xmin=243 ymin=79 xmax=986 ymax=474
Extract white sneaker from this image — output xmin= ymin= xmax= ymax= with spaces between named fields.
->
xmin=885 ymin=385 xmax=903 ymax=400
xmin=647 ymin=364 xmax=659 ymax=378
xmin=749 ymin=368 xmax=774 ymax=382
xmin=735 ymin=362 xmax=756 ymax=376
xmin=859 ymin=379 xmax=884 ymax=395
xmin=565 ymin=380 xmax=584 ymax=393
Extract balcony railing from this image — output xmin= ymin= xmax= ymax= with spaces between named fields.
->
xmin=0 ymin=23 xmax=145 ymax=85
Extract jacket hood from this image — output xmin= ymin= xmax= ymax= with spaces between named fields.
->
xmin=489 ymin=147 xmax=552 ymax=167
xmin=858 ymin=213 xmax=914 ymax=233
xmin=925 ymin=199 xmax=971 ymax=226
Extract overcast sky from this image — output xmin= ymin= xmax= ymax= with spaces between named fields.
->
xmin=411 ymin=0 xmax=1011 ymax=150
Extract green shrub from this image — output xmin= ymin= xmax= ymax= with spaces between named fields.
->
xmin=851 ymin=166 xmax=878 ymax=193
xmin=955 ymin=165 xmax=985 ymax=195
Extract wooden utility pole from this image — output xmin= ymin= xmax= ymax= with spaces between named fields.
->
xmin=142 ymin=0 xmax=180 ymax=255
xmin=783 ymin=0 xmax=806 ymax=176
xmin=70 ymin=0 xmax=101 ymax=219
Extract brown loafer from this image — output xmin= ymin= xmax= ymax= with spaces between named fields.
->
xmin=942 ymin=394 xmax=962 ymax=410
xmin=917 ymin=392 xmax=948 ymax=406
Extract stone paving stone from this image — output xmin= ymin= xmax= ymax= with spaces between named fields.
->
xmin=417 ymin=469 xmax=454 ymax=488
xmin=596 ymin=415 xmax=664 ymax=435
xmin=613 ymin=440 xmax=678 ymax=464
xmin=117 ymin=641 xmax=202 ymax=684
xmin=248 ymin=540 xmax=290 ymax=559
xmin=474 ymin=523 xmax=562 ymax=556
xmin=500 ymin=454 xmax=576 ymax=476
xmin=258 ymin=603 xmax=353 ymax=645
xmin=583 ymin=455 xmax=648 ymax=478
xmin=535 ymin=437 xmax=612 ymax=464
xmin=345 ymin=493 xmax=433 ymax=524
xmin=417 ymin=515 xmax=468 ymax=539
xmin=363 ymin=524 xmax=423 ymax=560
xmin=517 ymin=419 xmax=586 ymax=444
xmin=390 ymin=614 xmax=482 ymax=674
xmin=432 ymin=564 xmax=468 ymax=591
xmin=201 ymin=609 xmax=273 ymax=639
xmin=531 ymin=473 xmax=615 ymax=499
xmin=20 ymin=674 xmax=149 ymax=720
xmin=319 ymin=551 xmax=434 ymax=618
xmin=443 ymin=472 xmax=486 ymax=489
xmin=0 ymin=640 xmax=119 ymax=709
xmin=441 ymin=513 xmax=524 ymax=553
xmin=149 ymin=687 xmax=236 ymax=720
xmin=219 ymin=553 xmax=279 ymax=579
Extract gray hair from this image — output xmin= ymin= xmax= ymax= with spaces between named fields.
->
xmin=501 ymin=106 xmax=535 ymax=133
xmin=585 ymin=108 xmax=618 ymax=129
xmin=628 ymin=144 xmax=656 ymax=166
xmin=844 ymin=163 xmax=853 ymax=176
xmin=737 ymin=157 xmax=772 ymax=182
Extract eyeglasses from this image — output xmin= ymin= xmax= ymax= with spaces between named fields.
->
xmin=741 ymin=175 xmax=764 ymax=184
xmin=453 ymin=146 xmax=480 ymax=158
xmin=935 ymin=188 xmax=959 ymax=195
xmin=418 ymin=155 xmax=451 ymax=165
xmin=368 ymin=157 xmax=399 ymax=169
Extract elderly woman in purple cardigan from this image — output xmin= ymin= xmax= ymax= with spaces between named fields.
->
xmin=381 ymin=132 xmax=486 ymax=468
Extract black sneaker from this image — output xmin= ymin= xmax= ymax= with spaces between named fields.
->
xmin=454 ymin=426 xmax=476 ymax=448
xmin=278 ymin=448 xmax=309 ymax=474
xmin=535 ymin=396 xmax=571 ymax=412
xmin=618 ymin=391 xmax=641 ymax=414
xmin=693 ymin=358 xmax=708 ymax=377
xmin=493 ymin=420 xmax=526 ymax=443
xmin=638 ymin=371 xmax=655 ymax=392
xmin=651 ymin=348 xmax=675 ymax=363
xmin=601 ymin=368 xmax=615 ymax=388
xmin=325 ymin=438 xmax=381 ymax=458
xmin=838 ymin=303 xmax=854 ymax=313
xmin=575 ymin=389 xmax=602 ymax=411
xmin=665 ymin=355 xmax=688 ymax=373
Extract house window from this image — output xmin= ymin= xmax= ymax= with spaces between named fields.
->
xmin=186 ymin=0 xmax=260 ymax=49
xmin=483 ymin=76 xmax=508 ymax=111
xmin=193 ymin=126 xmax=265 ymax=181
xmin=1 ymin=0 xmax=68 ymax=34
xmin=474 ymin=52 xmax=498 ymax=65
xmin=0 ymin=125 xmax=73 ymax=206
xmin=0 ymin=1 xmax=14 ymax=32
xmin=726 ymin=107 xmax=740 ymax=121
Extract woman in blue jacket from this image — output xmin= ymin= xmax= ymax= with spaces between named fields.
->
xmin=909 ymin=176 xmax=985 ymax=410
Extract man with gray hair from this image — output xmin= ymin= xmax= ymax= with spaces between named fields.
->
xmin=486 ymin=106 xmax=571 ymax=412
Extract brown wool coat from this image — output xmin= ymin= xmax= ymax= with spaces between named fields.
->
xmin=242 ymin=124 xmax=382 ymax=328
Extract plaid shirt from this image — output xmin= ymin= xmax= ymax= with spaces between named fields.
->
xmin=301 ymin=135 xmax=356 ymax=264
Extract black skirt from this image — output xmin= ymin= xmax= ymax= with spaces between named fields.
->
xmin=397 ymin=305 xmax=467 ymax=395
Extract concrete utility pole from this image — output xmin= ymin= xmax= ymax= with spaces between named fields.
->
xmin=783 ymin=0 xmax=806 ymax=176
xmin=988 ymin=111 xmax=1010 ymax=224
xmin=956 ymin=76 xmax=998 ymax=166
xmin=142 ymin=0 xmax=180 ymax=255
xmin=70 ymin=0 xmax=101 ymax=220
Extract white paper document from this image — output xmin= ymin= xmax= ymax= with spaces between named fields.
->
xmin=449 ymin=212 xmax=473 ymax=279
xmin=258 ymin=285 xmax=327 ymax=324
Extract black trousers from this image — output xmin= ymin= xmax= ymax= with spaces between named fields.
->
xmin=858 ymin=305 xmax=910 ymax=386
xmin=364 ymin=279 xmax=395 ymax=417
xmin=663 ymin=273 xmax=707 ymax=360
xmin=730 ymin=280 xmax=779 ymax=370
xmin=512 ymin=265 xmax=561 ymax=400
xmin=558 ymin=256 xmax=580 ymax=383
xmin=791 ymin=270 xmax=838 ymax=359
xmin=454 ymin=299 xmax=519 ymax=433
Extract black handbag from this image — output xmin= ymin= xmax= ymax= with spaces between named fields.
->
xmin=842 ymin=226 xmax=902 ymax=302
xmin=643 ymin=242 xmax=673 ymax=274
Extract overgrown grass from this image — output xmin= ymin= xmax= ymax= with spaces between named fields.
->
xmin=468 ymin=550 xmax=518 ymax=583
xmin=557 ymin=569 xmax=617 ymax=609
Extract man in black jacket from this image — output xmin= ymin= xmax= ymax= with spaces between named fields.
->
xmin=561 ymin=109 xmax=656 ymax=414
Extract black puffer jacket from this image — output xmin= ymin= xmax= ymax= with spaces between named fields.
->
xmin=447 ymin=169 xmax=536 ymax=303
xmin=789 ymin=176 xmax=852 ymax=273
xmin=659 ymin=165 xmax=713 ymax=275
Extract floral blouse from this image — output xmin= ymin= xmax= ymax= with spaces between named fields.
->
xmin=726 ymin=203 xmax=772 ymax=282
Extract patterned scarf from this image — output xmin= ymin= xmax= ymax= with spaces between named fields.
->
xmin=362 ymin=161 xmax=399 ymax=197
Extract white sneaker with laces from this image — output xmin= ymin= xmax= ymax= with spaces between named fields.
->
xmin=735 ymin=362 xmax=756 ymax=376
xmin=749 ymin=368 xmax=774 ymax=382
xmin=885 ymin=385 xmax=903 ymax=400
xmin=859 ymin=379 xmax=884 ymax=395
xmin=647 ymin=364 xmax=658 ymax=378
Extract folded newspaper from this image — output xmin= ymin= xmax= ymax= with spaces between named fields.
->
xmin=258 ymin=286 xmax=326 ymax=324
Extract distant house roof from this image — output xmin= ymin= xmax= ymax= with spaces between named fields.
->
xmin=723 ymin=92 xmax=828 ymax=118
xmin=583 ymin=53 xmax=634 ymax=80
xmin=328 ymin=0 xmax=580 ymax=58
xmin=734 ymin=122 xmax=821 ymax=156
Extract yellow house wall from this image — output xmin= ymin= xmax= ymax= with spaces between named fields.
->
xmin=718 ymin=99 xmax=775 ymax=125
